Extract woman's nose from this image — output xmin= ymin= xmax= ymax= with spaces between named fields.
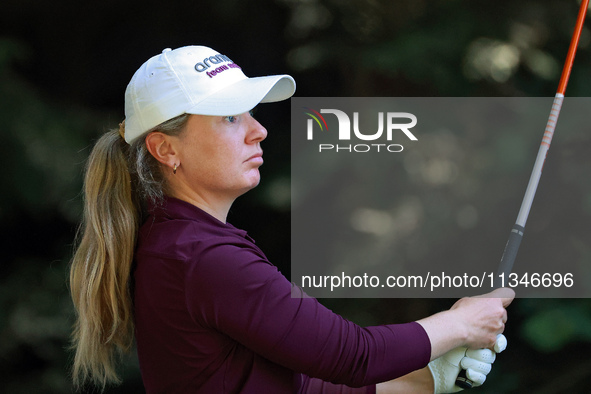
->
xmin=246 ymin=115 xmax=268 ymax=143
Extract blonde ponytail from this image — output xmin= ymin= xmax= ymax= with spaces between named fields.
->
xmin=70 ymin=130 xmax=139 ymax=388
xmin=69 ymin=113 xmax=189 ymax=389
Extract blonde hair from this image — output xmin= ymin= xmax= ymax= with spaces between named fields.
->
xmin=69 ymin=114 xmax=189 ymax=389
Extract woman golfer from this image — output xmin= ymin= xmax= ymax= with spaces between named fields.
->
xmin=69 ymin=45 xmax=513 ymax=393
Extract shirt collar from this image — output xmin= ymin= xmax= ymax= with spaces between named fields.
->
xmin=148 ymin=196 xmax=250 ymax=239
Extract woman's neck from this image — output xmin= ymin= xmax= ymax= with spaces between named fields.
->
xmin=169 ymin=189 xmax=234 ymax=223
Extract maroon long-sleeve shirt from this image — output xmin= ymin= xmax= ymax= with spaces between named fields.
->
xmin=133 ymin=197 xmax=431 ymax=393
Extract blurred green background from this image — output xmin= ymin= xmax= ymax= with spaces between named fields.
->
xmin=1 ymin=0 xmax=590 ymax=392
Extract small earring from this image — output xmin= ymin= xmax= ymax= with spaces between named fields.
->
xmin=173 ymin=163 xmax=178 ymax=174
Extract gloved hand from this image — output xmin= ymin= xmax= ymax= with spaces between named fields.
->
xmin=427 ymin=334 xmax=507 ymax=393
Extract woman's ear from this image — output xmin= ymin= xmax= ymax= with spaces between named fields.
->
xmin=145 ymin=132 xmax=178 ymax=169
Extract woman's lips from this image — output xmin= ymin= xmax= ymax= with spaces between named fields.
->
xmin=245 ymin=152 xmax=263 ymax=163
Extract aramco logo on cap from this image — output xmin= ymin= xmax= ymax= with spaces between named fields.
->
xmin=194 ymin=54 xmax=242 ymax=78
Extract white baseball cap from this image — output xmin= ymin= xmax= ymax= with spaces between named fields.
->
xmin=123 ymin=45 xmax=296 ymax=143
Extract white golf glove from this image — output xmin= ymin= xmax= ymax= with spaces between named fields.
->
xmin=427 ymin=334 xmax=507 ymax=393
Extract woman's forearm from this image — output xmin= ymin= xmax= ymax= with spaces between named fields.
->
xmin=416 ymin=310 xmax=466 ymax=360
xmin=376 ymin=367 xmax=434 ymax=394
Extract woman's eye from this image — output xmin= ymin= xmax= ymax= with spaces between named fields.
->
xmin=224 ymin=115 xmax=237 ymax=123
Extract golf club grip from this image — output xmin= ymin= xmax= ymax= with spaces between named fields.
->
xmin=454 ymin=224 xmax=525 ymax=389
xmin=496 ymin=224 xmax=525 ymax=288
xmin=455 ymin=369 xmax=473 ymax=389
